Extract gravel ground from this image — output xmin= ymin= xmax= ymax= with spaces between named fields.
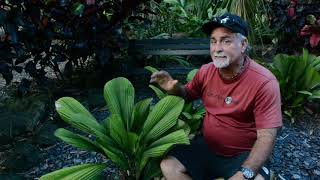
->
xmin=271 ymin=116 xmax=320 ymax=180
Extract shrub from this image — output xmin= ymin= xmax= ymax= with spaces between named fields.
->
xmin=40 ymin=77 xmax=189 ymax=179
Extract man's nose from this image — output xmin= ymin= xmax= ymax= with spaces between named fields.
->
xmin=212 ymin=42 xmax=223 ymax=53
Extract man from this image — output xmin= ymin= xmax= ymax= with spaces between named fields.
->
xmin=150 ymin=13 xmax=282 ymax=180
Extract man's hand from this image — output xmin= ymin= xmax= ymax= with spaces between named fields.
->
xmin=228 ymin=171 xmax=245 ymax=180
xmin=150 ymin=70 xmax=178 ymax=92
xmin=228 ymin=172 xmax=265 ymax=180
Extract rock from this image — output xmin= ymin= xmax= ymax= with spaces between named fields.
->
xmin=292 ymin=174 xmax=301 ymax=179
xmin=303 ymin=158 xmax=317 ymax=170
xmin=293 ymin=158 xmax=300 ymax=165
xmin=293 ymin=151 xmax=300 ymax=158
xmin=73 ymin=159 xmax=82 ymax=164
xmin=313 ymin=169 xmax=320 ymax=176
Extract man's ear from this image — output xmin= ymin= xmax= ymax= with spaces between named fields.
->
xmin=241 ymin=38 xmax=248 ymax=53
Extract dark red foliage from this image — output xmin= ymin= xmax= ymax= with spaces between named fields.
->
xmin=0 ymin=0 xmax=153 ymax=92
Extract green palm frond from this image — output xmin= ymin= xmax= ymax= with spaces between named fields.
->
xmin=149 ymin=85 xmax=166 ymax=99
xmin=55 ymin=128 xmax=104 ymax=154
xmin=40 ymin=163 xmax=107 ymax=180
xmin=144 ymin=66 xmax=159 ymax=74
xmin=104 ymin=77 xmax=135 ymax=131
xmin=132 ymin=98 xmax=153 ymax=133
xmin=141 ymin=96 xmax=185 ymax=143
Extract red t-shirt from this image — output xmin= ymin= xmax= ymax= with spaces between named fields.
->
xmin=185 ymin=57 xmax=282 ymax=157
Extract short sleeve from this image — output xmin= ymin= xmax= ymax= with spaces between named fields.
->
xmin=184 ymin=66 xmax=207 ymax=101
xmin=254 ymin=79 xmax=283 ymax=129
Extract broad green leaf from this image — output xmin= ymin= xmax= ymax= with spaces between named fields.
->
xmin=144 ymin=66 xmax=159 ymax=74
xmin=127 ymin=132 xmax=139 ymax=154
xmin=40 ymin=163 xmax=107 ymax=180
xmin=109 ymin=114 xmax=128 ymax=148
xmin=182 ymin=112 xmax=192 ymax=119
xmin=183 ymin=102 xmax=193 ymax=113
xmin=132 ymin=98 xmax=153 ymax=132
xmin=194 ymin=106 xmax=206 ymax=116
xmin=99 ymin=145 xmax=129 ymax=170
xmin=307 ymin=90 xmax=320 ymax=99
xmin=302 ymin=48 xmax=309 ymax=66
xmin=148 ymin=129 xmax=189 ymax=149
xmin=293 ymin=58 xmax=308 ymax=82
xmin=186 ymin=69 xmax=198 ymax=82
xmin=302 ymin=67 xmax=320 ymax=89
xmin=149 ymin=85 xmax=166 ymax=99
xmin=273 ymin=54 xmax=293 ymax=78
xmin=55 ymin=98 xmax=107 ymax=138
xmin=310 ymin=56 xmax=320 ymax=71
xmin=314 ymin=63 xmax=320 ymax=71
xmin=177 ymin=119 xmax=191 ymax=135
xmin=55 ymin=97 xmax=97 ymax=126
xmin=164 ymin=0 xmax=180 ymax=6
xmin=104 ymin=77 xmax=134 ymax=130
xmin=297 ymin=91 xmax=313 ymax=96
xmin=55 ymin=128 xmax=104 ymax=154
xmin=140 ymin=159 xmax=162 ymax=180
xmin=102 ymin=116 xmax=111 ymax=135
xmin=141 ymin=96 xmax=185 ymax=143
xmin=140 ymin=142 xmax=185 ymax=171
xmin=96 ymin=136 xmax=125 ymax=161
xmin=59 ymin=112 xmax=106 ymax=138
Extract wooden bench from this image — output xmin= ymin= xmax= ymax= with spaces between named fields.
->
xmin=127 ymin=38 xmax=210 ymax=56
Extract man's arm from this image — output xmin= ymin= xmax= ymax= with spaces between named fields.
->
xmin=229 ymin=128 xmax=278 ymax=179
xmin=167 ymin=83 xmax=188 ymax=99
xmin=241 ymin=128 xmax=278 ymax=173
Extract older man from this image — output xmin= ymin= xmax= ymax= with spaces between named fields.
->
xmin=150 ymin=13 xmax=282 ymax=180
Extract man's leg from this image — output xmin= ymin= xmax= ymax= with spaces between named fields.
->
xmin=161 ymin=136 xmax=211 ymax=180
xmin=160 ymin=156 xmax=192 ymax=180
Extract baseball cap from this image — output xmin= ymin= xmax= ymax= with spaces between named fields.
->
xmin=201 ymin=13 xmax=249 ymax=37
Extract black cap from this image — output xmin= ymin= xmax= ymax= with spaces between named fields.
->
xmin=201 ymin=13 xmax=249 ymax=37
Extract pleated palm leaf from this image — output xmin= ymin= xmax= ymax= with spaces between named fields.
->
xmin=40 ymin=77 xmax=189 ymax=180
xmin=145 ymin=66 xmax=205 ymax=135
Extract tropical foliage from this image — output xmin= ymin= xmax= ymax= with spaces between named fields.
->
xmin=40 ymin=77 xmax=189 ymax=179
xmin=145 ymin=66 xmax=205 ymax=135
xmin=0 ymin=0 xmax=155 ymax=92
xmin=268 ymin=0 xmax=320 ymax=54
xmin=269 ymin=49 xmax=320 ymax=121
xmin=124 ymin=0 xmax=215 ymax=39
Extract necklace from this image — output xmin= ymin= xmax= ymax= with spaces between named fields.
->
xmin=219 ymin=59 xmax=246 ymax=80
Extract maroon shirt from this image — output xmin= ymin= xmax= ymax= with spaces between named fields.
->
xmin=185 ymin=57 xmax=282 ymax=157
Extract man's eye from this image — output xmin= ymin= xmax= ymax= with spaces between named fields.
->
xmin=223 ymin=40 xmax=231 ymax=43
xmin=210 ymin=41 xmax=217 ymax=44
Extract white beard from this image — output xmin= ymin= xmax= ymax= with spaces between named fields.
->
xmin=211 ymin=53 xmax=230 ymax=68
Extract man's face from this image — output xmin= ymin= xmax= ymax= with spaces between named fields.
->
xmin=209 ymin=27 xmax=247 ymax=68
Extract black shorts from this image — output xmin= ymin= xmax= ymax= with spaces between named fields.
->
xmin=168 ymin=136 xmax=271 ymax=180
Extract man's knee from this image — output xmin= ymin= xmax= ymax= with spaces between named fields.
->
xmin=160 ymin=156 xmax=186 ymax=175
xmin=254 ymin=174 xmax=264 ymax=180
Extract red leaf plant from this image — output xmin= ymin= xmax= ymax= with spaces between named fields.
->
xmin=300 ymin=18 xmax=320 ymax=48
xmin=287 ymin=0 xmax=297 ymax=18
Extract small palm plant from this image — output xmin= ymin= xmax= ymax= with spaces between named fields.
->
xmin=40 ymin=77 xmax=189 ymax=180
xmin=270 ymin=49 xmax=320 ymax=121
